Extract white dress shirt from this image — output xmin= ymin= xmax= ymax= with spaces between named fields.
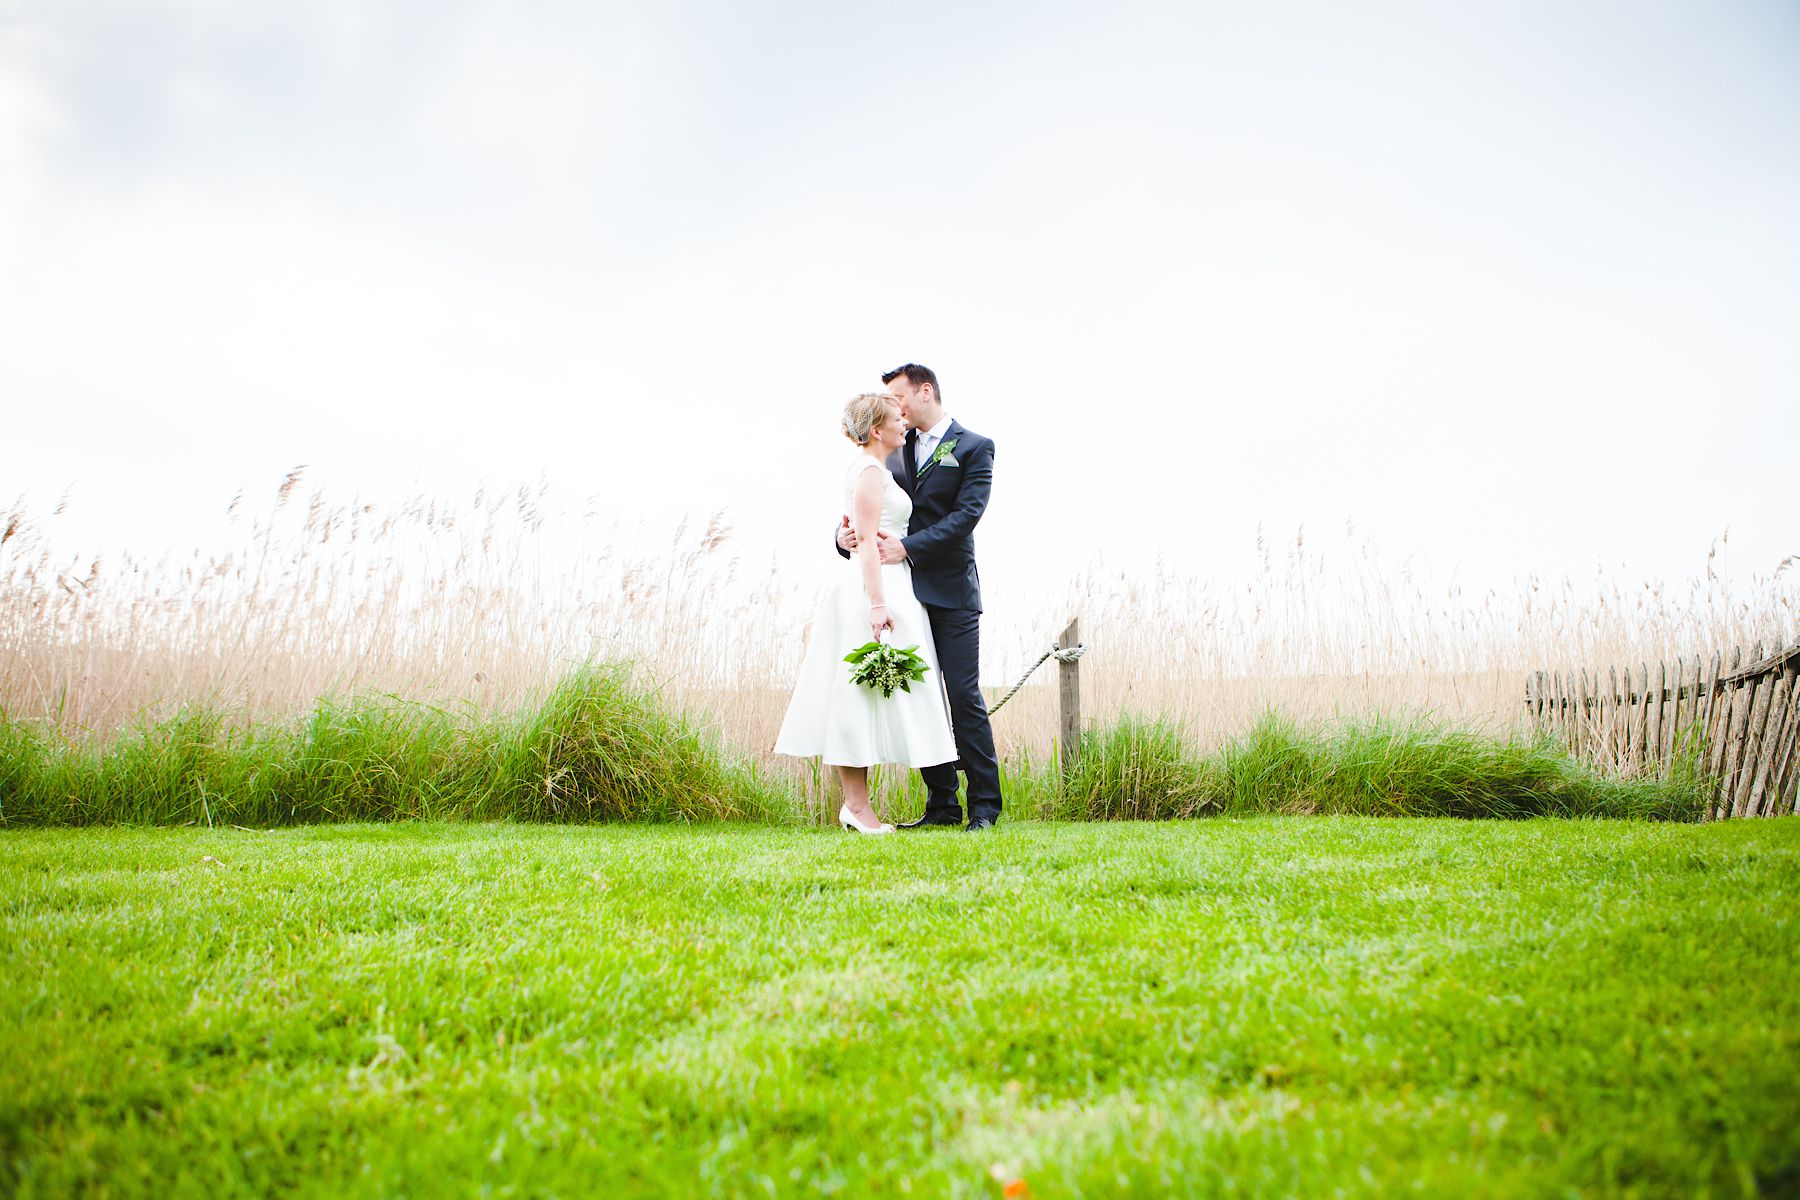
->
xmin=913 ymin=415 xmax=954 ymax=472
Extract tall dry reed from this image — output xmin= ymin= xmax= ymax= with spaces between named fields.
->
xmin=4 ymin=476 xmax=1795 ymax=796
xmin=1 ymin=472 xmax=805 ymax=744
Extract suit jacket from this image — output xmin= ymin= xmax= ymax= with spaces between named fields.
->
xmin=894 ymin=420 xmax=993 ymax=610
xmin=834 ymin=420 xmax=995 ymax=610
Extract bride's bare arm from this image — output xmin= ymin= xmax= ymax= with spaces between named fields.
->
xmin=852 ymin=468 xmax=893 ymax=640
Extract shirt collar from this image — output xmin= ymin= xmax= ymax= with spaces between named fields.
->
xmin=920 ymin=414 xmax=953 ymax=444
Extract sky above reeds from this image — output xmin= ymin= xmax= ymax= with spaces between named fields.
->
xmin=3 ymin=0 xmax=1796 ymax=602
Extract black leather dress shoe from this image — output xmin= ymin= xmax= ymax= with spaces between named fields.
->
xmin=964 ymin=815 xmax=997 ymax=833
xmin=897 ymin=812 xmax=964 ymax=829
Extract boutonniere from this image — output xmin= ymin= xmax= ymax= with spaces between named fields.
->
xmin=917 ymin=437 xmax=959 ymax=477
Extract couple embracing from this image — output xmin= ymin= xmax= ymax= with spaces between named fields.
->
xmin=774 ymin=364 xmax=1003 ymax=835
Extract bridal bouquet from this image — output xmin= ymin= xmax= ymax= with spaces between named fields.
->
xmin=844 ymin=639 xmax=931 ymax=698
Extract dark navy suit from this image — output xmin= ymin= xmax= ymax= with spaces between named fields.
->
xmin=837 ymin=420 xmax=1002 ymax=821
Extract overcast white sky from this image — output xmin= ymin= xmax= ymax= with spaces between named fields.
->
xmin=3 ymin=0 xmax=1796 ymax=610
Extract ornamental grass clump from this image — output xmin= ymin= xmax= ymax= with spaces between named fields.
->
xmin=1201 ymin=714 xmax=1710 ymax=821
xmin=0 ymin=665 xmax=793 ymax=826
xmin=1058 ymin=715 xmax=1214 ymax=820
xmin=1 ymin=696 xmax=481 ymax=825
xmin=1311 ymin=723 xmax=1595 ymax=818
xmin=1210 ymin=713 xmax=1328 ymax=814
xmin=0 ymin=706 xmax=263 ymax=825
xmin=267 ymin=698 xmax=465 ymax=821
xmin=457 ymin=666 xmax=790 ymax=823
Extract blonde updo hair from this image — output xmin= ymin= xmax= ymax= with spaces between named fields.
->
xmin=841 ymin=392 xmax=895 ymax=446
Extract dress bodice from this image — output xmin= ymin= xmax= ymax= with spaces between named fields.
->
xmin=845 ymin=456 xmax=912 ymax=541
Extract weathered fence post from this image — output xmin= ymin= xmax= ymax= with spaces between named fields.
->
xmin=1057 ymin=617 xmax=1081 ymax=777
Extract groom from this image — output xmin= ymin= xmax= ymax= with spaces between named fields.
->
xmin=837 ymin=363 xmax=1003 ymax=832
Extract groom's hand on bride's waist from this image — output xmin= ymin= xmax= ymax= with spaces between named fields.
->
xmin=836 ymin=520 xmax=907 ymax=562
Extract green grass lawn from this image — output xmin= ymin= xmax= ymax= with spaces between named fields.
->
xmin=3 ymin=819 xmax=1797 ymax=1198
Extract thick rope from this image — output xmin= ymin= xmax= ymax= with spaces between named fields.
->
xmin=984 ymin=641 xmax=1087 ymax=715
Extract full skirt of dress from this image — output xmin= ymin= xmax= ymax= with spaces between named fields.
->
xmin=774 ymin=561 xmax=958 ymax=768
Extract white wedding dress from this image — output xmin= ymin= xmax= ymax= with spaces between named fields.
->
xmin=775 ymin=456 xmax=958 ymax=768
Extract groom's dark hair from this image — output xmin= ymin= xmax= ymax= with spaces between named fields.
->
xmin=882 ymin=363 xmax=941 ymax=401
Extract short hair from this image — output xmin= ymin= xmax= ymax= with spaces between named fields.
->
xmin=881 ymin=363 xmax=941 ymax=401
xmin=841 ymin=392 xmax=895 ymax=445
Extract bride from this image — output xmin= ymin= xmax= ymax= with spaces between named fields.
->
xmin=775 ymin=393 xmax=957 ymax=834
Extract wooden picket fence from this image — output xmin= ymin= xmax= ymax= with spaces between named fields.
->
xmin=1523 ymin=642 xmax=1800 ymax=819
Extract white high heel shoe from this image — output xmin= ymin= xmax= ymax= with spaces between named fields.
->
xmin=839 ymin=803 xmax=894 ymax=835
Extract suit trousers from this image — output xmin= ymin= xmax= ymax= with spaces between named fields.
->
xmin=919 ymin=604 xmax=1003 ymax=819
